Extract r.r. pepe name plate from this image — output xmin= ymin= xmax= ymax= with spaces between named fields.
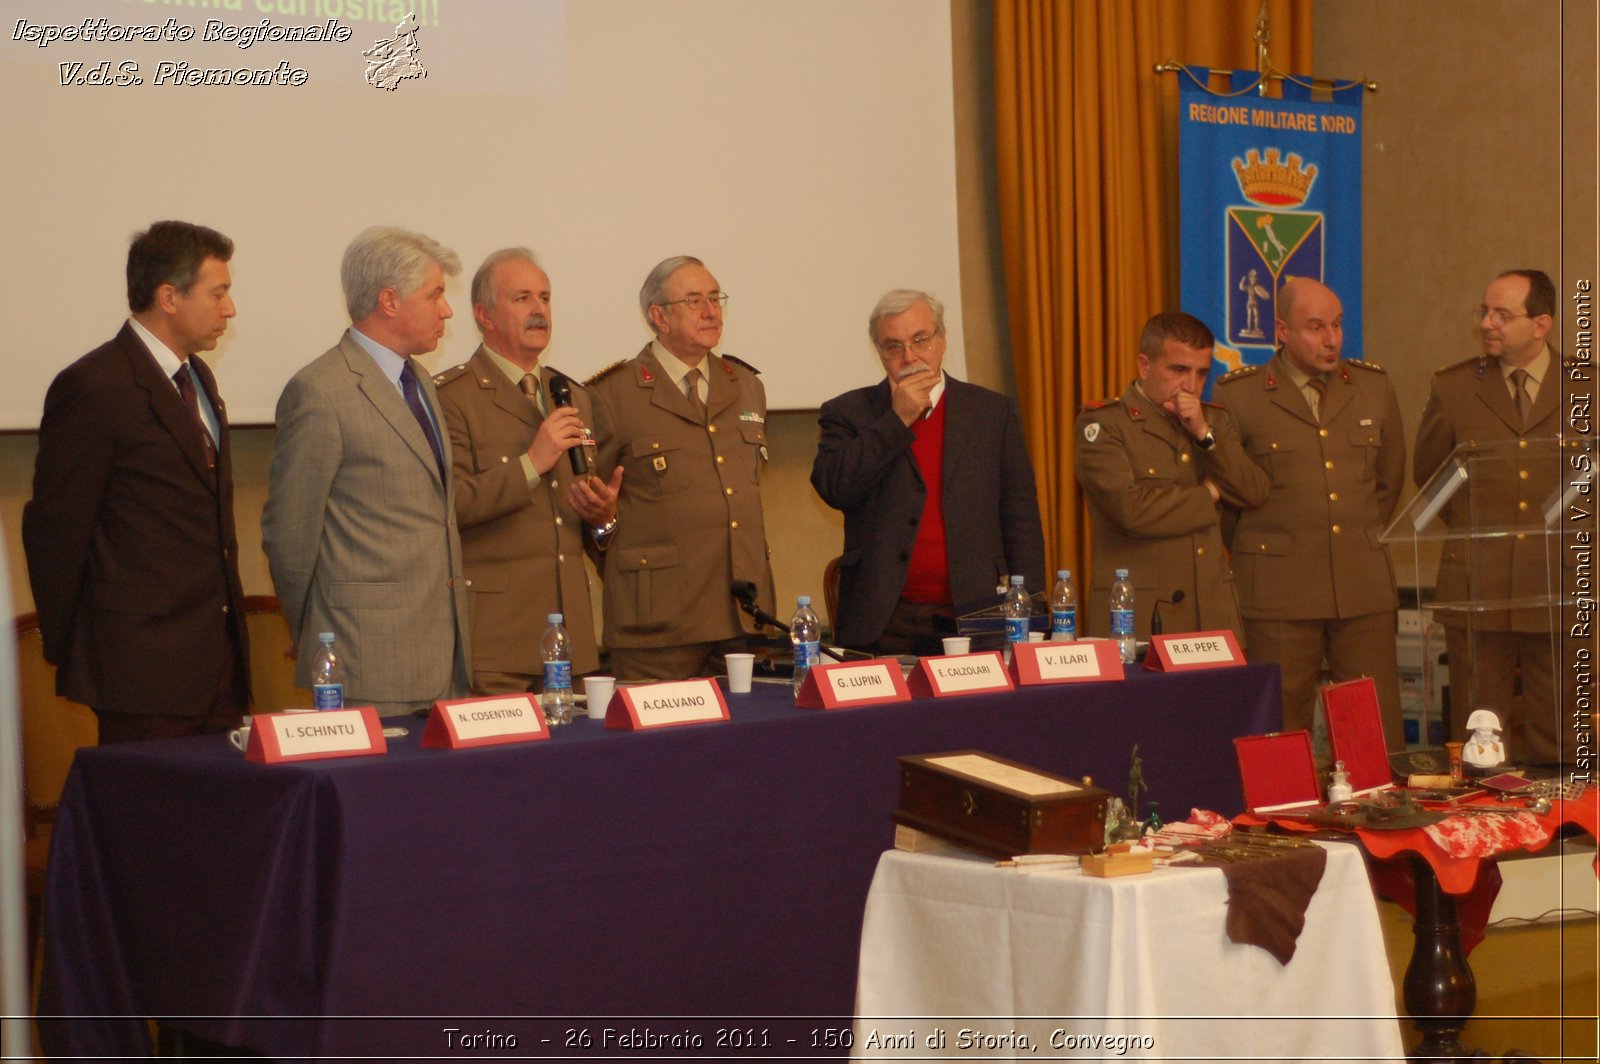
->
xmin=1009 ymin=639 xmax=1125 ymax=685
xmin=606 ymin=678 xmax=730 ymax=730
xmin=907 ymin=651 xmax=1015 ymax=698
xmin=795 ymin=658 xmax=911 ymax=709
xmin=423 ymin=694 xmax=549 ymax=749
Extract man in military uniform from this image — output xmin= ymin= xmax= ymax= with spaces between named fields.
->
xmin=1075 ymin=312 xmax=1268 ymax=642
xmin=1215 ymin=278 xmax=1407 ymax=746
xmin=434 ymin=249 xmax=621 ymax=695
xmin=1414 ymin=268 xmax=1573 ymax=765
xmin=585 ymin=255 xmax=775 ymax=681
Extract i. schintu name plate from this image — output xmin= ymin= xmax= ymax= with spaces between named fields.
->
xmin=247 ymin=706 xmax=387 ymax=763
xmin=907 ymin=651 xmax=1015 ymax=698
xmin=606 ymin=678 xmax=730 ymax=730
xmin=1009 ymin=639 xmax=1125 ymax=685
xmin=796 ymin=658 xmax=911 ymax=709
xmin=1142 ymin=630 xmax=1244 ymax=672
xmin=422 ymin=694 xmax=549 ymax=749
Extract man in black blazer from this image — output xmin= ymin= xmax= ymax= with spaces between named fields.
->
xmin=812 ymin=289 xmax=1046 ymax=652
xmin=23 ymin=221 xmax=250 ymax=744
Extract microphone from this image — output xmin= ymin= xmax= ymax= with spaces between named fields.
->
xmin=731 ymin=581 xmax=853 ymax=663
xmin=545 ymin=373 xmax=589 ymax=475
xmin=1149 ymin=589 xmax=1186 ymax=636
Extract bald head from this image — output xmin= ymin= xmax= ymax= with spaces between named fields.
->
xmin=1276 ymin=277 xmax=1344 ymax=376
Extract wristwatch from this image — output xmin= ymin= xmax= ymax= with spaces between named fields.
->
xmin=589 ymin=515 xmax=619 ymax=541
xmin=1196 ymin=429 xmax=1217 ymax=450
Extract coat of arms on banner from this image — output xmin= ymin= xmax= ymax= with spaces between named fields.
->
xmin=1225 ymin=149 xmax=1322 ymax=354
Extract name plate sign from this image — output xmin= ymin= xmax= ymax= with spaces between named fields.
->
xmin=606 ymin=678 xmax=729 ymax=730
xmin=907 ymin=651 xmax=1015 ymax=699
xmin=422 ymin=694 xmax=549 ymax=749
xmin=1143 ymin=630 xmax=1244 ymax=672
xmin=796 ymin=658 xmax=911 ymax=709
xmin=247 ymin=706 xmax=387 ymax=763
xmin=1010 ymin=639 xmax=1125 ymax=685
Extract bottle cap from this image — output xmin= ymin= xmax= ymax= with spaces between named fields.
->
xmin=548 ymin=613 xmax=563 ymax=624
xmin=1010 ymin=575 xmax=1024 ymax=585
xmin=797 ymin=595 xmax=811 ymax=606
xmin=1115 ymin=568 xmax=1129 ymax=579
xmin=318 ymin=632 xmax=334 ymax=643
xmin=1057 ymin=570 xmax=1068 ymax=579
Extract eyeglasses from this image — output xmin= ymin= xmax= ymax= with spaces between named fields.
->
xmin=660 ymin=293 xmax=730 ymax=311
xmin=1472 ymin=306 xmax=1536 ymax=328
xmin=877 ymin=332 xmax=941 ymax=357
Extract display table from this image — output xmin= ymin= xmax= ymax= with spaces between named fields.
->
xmin=853 ymin=844 xmax=1405 ymax=1062
xmin=39 ymin=663 xmax=1280 ymax=1058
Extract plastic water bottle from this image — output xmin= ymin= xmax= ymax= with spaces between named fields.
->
xmin=310 ymin=631 xmax=344 ymax=709
xmin=540 ymin=613 xmax=577 ymax=725
xmin=791 ymin=595 xmax=821 ymax=695
xmin=1050 ymin=569 xmax=1078 ymax=642
xmin=1002 ymin=574 xmax=1030 ymax=661
xmin=1110 ymin=568 xmax=1137 ymax=664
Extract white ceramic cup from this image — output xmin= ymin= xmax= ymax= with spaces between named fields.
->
xmin=941 ymin=636 xmax=971 ymax=656
xmin=725 ymin=652 xmax=756 ymax=694
xmin=584 ymin=676 xmax=616 ymax=719
xmin=228 ymin=720 xmax=252 ymax=751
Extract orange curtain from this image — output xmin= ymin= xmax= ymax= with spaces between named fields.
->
xmin=994 ymin=0 xmax=1312 ymax=585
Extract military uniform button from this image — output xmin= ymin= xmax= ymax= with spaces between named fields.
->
xmin=730 ymin=520 xmax=739 ymax=529
xmin=1331 ymin=524 xmax=1341 ymax=534
xmin=1324 ymin=461 xmax=1334 ymax=470
xmin=716 ymin=455 xmax=725 ymax=464
xmin=1329 ymin=492 xmax=1339 ymax=502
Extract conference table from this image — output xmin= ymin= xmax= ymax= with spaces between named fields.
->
xmin=38 ymin=662 xmax=1280 ymax=1059
xmin=853 ymin=843 xmax=1406 ymax=1062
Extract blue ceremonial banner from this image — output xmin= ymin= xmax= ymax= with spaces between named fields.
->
xmin=1178 ymin=70 xmax=1364 ymax=388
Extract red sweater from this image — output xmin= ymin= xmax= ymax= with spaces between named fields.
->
xmin=900 ymin=398 xmax=951 ymax=604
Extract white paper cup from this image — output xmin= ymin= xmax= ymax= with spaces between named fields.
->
xmin=228 ymin=721 xmax=252 ymax=751
xmin=941 ymin=636 xmax=971 ymax=656
xmin=584 ymin=676 xmax=616 ymax=719
xmin=725 ymin=653 xmax=756 ymax=694
xmin=1028 ymin=631 xmax=1047 ymax=642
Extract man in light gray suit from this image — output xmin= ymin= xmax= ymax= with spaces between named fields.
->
xmin=263 ymin=227 xmax=471 ymax=715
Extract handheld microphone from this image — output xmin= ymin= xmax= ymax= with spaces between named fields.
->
xmin=1149 ymin=589 xmax=1186 ymax=636
xmin=545 ymin=373 xmax=589 ymax=475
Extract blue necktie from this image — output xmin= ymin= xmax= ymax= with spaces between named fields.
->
xmin=400 ymin=361 xmax=446 ymax=481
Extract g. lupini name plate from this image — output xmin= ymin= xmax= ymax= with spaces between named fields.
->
xmin=795 ymin=658 xmax=911 ymax=709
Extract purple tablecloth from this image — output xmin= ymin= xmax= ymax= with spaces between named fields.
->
xmin=38 ymin=663 xmax=1279 ymax=1058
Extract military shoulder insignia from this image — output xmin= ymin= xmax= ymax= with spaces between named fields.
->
xmin=1083 ymin=422 xmax=1101 ymax=443
xmin=1344 ymin=358 xmax=1386 ymax=373
xmin=1082 ymin=397 xmax=1120 ymax=410
xmin=585 ymin=359 xmax=630 ymax=387
xmin=721 ymin=353 xmax=761 ymax=375
xmin=1217 ymin=364 xmax=1260 ymax=383
xmin=431 ymin=363 xmax=471 ymax=388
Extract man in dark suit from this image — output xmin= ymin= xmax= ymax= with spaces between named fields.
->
xmin=23 ymin=220 xmax=250 ymax=744
xmin=811 ymin=289 xmax=1046 ymax=653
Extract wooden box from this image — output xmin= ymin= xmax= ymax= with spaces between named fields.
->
xmin=892 ymin=750 xmax=1110 ymax=858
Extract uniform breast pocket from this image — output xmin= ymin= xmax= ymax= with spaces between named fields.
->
xmin=1350 ymin=427 xmax=1382 ymax=477
xmin=1249 ymin=439 xmax=1296 ymax=486
xmin=626 ymin=437 xmax=689 ymax=496
xmin=737 ymin=422 xmax=766 ymax=484
xmin=612 ymin=543 xmax=680 ymax=634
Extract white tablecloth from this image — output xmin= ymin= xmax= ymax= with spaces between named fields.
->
xmin=853 ymin=841 xmax=1405 ymax=1062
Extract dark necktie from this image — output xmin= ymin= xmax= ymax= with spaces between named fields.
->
xmin=173 ymin=363 xmax=217 ymax=472
xmin=684 ymin=367 xmax=706 ymax=424
xmin=400 ymin=361 xmax=446 ymax=481
xmin=1306 ymin=376 xmax=1327 ymax=424
xmin=1510 ymin=368 xmax=1533 ymax=427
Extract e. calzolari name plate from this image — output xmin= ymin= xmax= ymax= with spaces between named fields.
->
xmin=423 ymin=694 xmax=549 ymax=749
xmin=1010 ymin=639 xmax=1125 ymax=685
xmin=607 ymin=678 xmax=730 ymax=730
xmin=248 ymin=706 xmax=387 ymax=763
xmin=1143 ymin=630 xmax=1244 ymax=672
xmin=907 ymin=651 xmax=1014 ymax=698
xmin=795 ymin=658 xmax=911 ymax=709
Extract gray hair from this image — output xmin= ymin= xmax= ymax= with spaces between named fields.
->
xmin=639 ymin=255 xmax=704 ymax=328
xmin=868 ymin=289 xmax=944 ymax=344
xmin=341 ymin=226 xmax=461 ymax=321
xmin=471 ymin=247 xmax=540 ymax=321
